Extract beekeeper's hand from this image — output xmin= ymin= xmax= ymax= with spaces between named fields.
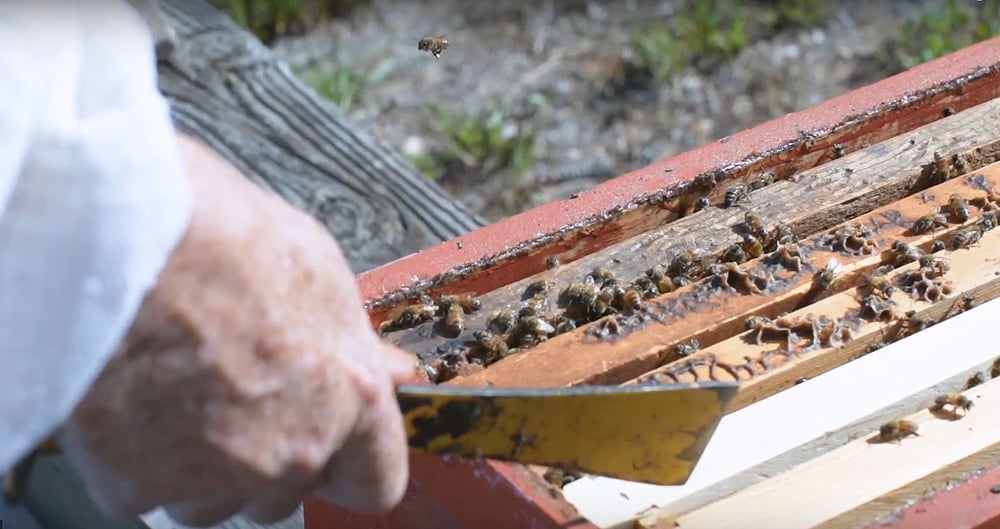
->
xmin=57 ymin=135 xmax=416 ymax=527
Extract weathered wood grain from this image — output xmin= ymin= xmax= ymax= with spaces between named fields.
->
xmin=627 ymin=167 xmax=1000 ymax=411
xmin=430 ymin=98 xmax=1000 ymax=389
xmin=561 ymin=301 xmax=1000 ymax=528
xmin=673 ymin=374 xmax=1000 ymax=529
xmin=155 ymin=0 xmax=484 ymax=272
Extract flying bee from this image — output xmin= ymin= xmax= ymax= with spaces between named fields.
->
xmin=812 ymin=258 xmax=843 ymax=292
xmin=417 ymin=35 xmax=449 ymax=59
xmin=911 ymin=213 xmax=948 ymax=235
xmin=891 ymin=240 xmax=924 ymax=265
xmin=859 ymin=270 xmax=894 ymax=299
xmin=441 ymin=303 xmax=465 ymax=337
xmin=720 ymin=243 xmax=747 ymax=264
xmin=930 ymin=393 xmax=973 ymax=415
xmin=918 ymin=255 xmax=951 ymax=277
xmin=488 ymin=309 xmax=518 ymax=335
xmin=378 ymin=297 xmax=438 ymax=334
xmin=953 ymin=226 xmax=983 ymax=249
xmin=724 ymin=183 xmax=750 ymax=208
xmin=947 ymin=193 xmax=970 ymax=222
xmin=874 ymin=419 xmax=919 ymax=444
xmin=741 ymin=234 xmax=764 ymax=259
xmin=473 ymin=330 xmax=509 ymax=362
xmin=439 ymin=292 xmax=482 ymax=314
xmin=748 ymin=170 xmax=776 ymax=190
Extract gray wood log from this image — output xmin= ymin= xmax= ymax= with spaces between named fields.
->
xmin=155 ymin=0 xmax=485 ymax=273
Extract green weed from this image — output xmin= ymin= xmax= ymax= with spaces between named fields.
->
xmin=295 ymin=59 xmax=394 ymax=112
xmin=209 ymin=0 xmax=368 ymax=43
xmin=893 ymin=0 xmax=1000 ymax=69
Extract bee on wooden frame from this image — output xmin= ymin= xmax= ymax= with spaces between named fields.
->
xmin=439 ymin=293 xmax=482 ymax=314
xmin=811 ymin=258 xmax=843 ymax=292
xmin=417 ymin=35 xmax=449 ymax=59
xmin=873 ymin=419 xmax=919 ymax=444
xmin=930 ymin=393 xmax=973 ymax=416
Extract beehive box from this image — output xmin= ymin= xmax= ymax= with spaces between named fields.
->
xmin=306 ymin=37 xmax=1000 ymax=529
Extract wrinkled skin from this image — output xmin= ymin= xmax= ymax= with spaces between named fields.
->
xmin=57 ymin=134 xmax=415 ymax=526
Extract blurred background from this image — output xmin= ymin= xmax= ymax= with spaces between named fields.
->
xmin=211 ymin=0 xmax=1000 ymax=222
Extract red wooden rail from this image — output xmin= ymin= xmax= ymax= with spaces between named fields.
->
xmin=306 ymin=36 xmax=1000 ymax=529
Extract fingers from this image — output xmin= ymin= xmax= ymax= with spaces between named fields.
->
xmin=239 ymin=480 xmax=313 ymax=524
xmin=314 ymin=377 xmax=410 ymax=514
xmin=163 ymin=498 xmax=245 ymax=528
xmin=381 ymin=342 xmax=419 ymax=384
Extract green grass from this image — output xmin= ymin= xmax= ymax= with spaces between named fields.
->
xmin=892 ymin=0 xmax=1000 ymax=69
xmin=628 ymin=0 xmax=833 ymax=83
xmin=209 ymin=0 xmax=368 ymax=43
xmin=295 ymin=59 xmax=394 ymax=112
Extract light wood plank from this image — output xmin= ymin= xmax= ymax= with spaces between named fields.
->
xmin=674 ymin=365 xmax=1000 ymax=529
xmin=562 ymin=295 xmax=1000 ymax=527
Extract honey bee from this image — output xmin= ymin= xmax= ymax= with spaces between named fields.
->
xmin=542 ymin=468 xmax=583 ymax=489
xmin=748 ymin=170 xmax=776 ymax=191
xmin=953 ymin=226 xmax=983 ymax=249
xmin=911 ymin=213 xmax=948 ymax=235
xmin=741 ymin=234 xmax=764 ymax=259
xmin=524 ymin=278 xmax=553 ymax=298
xmin=930 ymin=393 xmax=973 ymax=415
xmin=891 ymin=240 xmax=924 ymax=265
xmin=693 ymin=196 xmax=711 ymax=212
xmin=546 ymin=256 xmax=561 ymax=269
xmin=743 ymin=211 xmax=765 ymax=237
xmin=724 ymin=183 xmax=750 ymax=208
xmin=622 ymin=288 xmax=643 ymax=311
xmin=441 ymin=303 xmax=465 ymax=337
xmin=932 ymin=151 xmax=951 ymax=181
xmin=918 ymin=255 xmax=951 ymax=277
xmin=587 ymin=315 xmax=622 ymax=340
xmin=417 ymin=35 xmax=449 ymax=59
xmin=931 ymin=240 xmax=946 ymax=252
xmin=564 ymin=280 xmax=599 ymax=313
xmin=669 ymin=249 xmax=697 ymax=278
xmin=588 ymin=266 xmax=616 ymax=286
xmin=980 ymin=210 xmax=998 ymax=232
xmin=948 ymin=193 xmax=970 ymax=222
xmin=488 ymin=309 xmax=518 ymax=335
xmin=439 ymin=293 xmax=482 ymax=314
xmin=720 ymin=243 xmax=747 ymax=264
xmin=991 ymin=356 xmax=1000 ymax=378
xmin=554 ymin=316 xmax=577 ymax=334
xmin=832 ymin=143 xmax=846 ymax=159
xmin=379 ymin=297 xmax=438 ymax=334
xmin=812 ymin=258 xmax=843 ymax=292
xmin=874 ymin=419 xmax=919 ymax=444
xmin=964 ymin=372 xmax=988 ymax=390
xmin=771 ymin=223 xmax=798 ymax=246
xmin=953 ymin=153 xmax=969 ymax=174
xmin=859 ymin=270 xmax=894 ymax=299
xmin=645 ymin=264 xmax=674 ymax=294
xmin=674 ymin=338 xmax=700 ymax=357
xmin=473 ymin=330 xmax=509 ymax=362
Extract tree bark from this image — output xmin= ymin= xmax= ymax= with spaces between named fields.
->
xmin=155 ymin=0 xmax=485 ymax=273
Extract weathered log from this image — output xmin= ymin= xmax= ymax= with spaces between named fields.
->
xmin=155 ymin=0 xmax=484 ymax=272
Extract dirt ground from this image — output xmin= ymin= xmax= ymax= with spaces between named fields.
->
xmin=272 ymin=0 xmax=949 ymax=222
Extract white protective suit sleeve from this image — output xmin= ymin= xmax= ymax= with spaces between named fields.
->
xmin=0 ymin=0 xmax=193 ymax=473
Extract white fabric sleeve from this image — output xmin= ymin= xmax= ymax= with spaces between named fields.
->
xmin=0 ymin=0 xmax=194 ymax=473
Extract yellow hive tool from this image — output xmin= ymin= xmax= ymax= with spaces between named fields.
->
xmin=5 ymin=381 xmax=736 ymax=502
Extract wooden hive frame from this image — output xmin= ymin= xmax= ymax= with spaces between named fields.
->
xmin=306 ymin=37 xmax=1000 ymax=529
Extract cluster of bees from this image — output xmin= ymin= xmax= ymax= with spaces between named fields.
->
xmin=873 ymin=391 xmax=974 ymax=444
